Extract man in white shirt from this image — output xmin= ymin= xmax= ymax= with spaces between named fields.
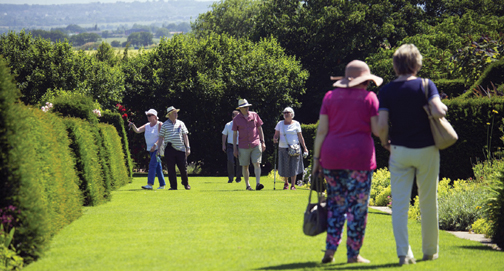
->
xmin=222 ymin=110 xmax=242 ymax=183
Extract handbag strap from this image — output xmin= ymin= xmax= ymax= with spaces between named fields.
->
xmin=308 ymin=175 xmax=323 ymax=204
xmin=281 ymin=121 xmax=291 ymax=148
xmin=423 ymin=78 xmax=429 ymax=100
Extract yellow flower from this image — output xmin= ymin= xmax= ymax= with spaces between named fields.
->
xmin=493 ymin=110 xmax=498 ymax=114
xmin=487 ymin=122 xmax=491 ymax=125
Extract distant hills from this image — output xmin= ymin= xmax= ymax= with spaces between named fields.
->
xmin=0 ymin=0 xmax=214 ymax=30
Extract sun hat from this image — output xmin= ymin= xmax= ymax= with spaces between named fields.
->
xmin=145 ymin=109 xmax=158 ymax=119
xmin=165 ymin=106 xmax=180 ymax=117
xmin=331 ymin=60 xmax=383 ymax=88
xmin=282 ymin=107 xmax=295 ymax=118
xmin=236 ymin=99 xmax=253 ymax=109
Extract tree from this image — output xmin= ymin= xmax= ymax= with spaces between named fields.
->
xmin=126 ymin=32 xmax=153 ymax=47
xmin=191 ymin=0 xmax=261 ymax=39
xmin=155 ymin=27 xmax=170 ymax=38
xmin=95 ymin=41 xmax=120 ymax=67
xmin=111 ymin=40 xmax=121 ymax=47
xmin=121 ymin=33 xmax=308 ymax=174
xmin=69 ymin=33 xmax=101 ymax=46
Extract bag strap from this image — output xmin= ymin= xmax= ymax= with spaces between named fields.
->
xmin=281 ymin=121 xmax=291 ymax=147
xmin=308 ymin=175 xmax=323 ymax=204
xmin=423 ymin=78 xmax=429 ymax=100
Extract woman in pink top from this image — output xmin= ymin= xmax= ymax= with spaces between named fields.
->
xmin=312 ymin=60 xmax=382 ymax=264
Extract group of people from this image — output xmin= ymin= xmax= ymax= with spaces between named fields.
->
xmin=131 ymin=98 xmax=309 ymax=192
xmin=129 ymin=43 xmax=445 ymax=266
xmin=130 ymin=106 xmax=191 ymax=190
xmin=312 ymin=44 xmax=446 ymax=265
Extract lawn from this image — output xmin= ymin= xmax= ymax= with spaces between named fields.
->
xmin=24 ymin=176 xmax=503 ymax=270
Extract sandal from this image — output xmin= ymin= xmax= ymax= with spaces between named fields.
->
xmin=290 ymin=186 xmax=296 ymax=190
xmin=283 ymin=183 xmax=289 ymax=190
xmin=246 ymin=186 xmax=253 ymax=191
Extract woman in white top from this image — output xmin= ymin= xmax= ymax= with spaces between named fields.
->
xmin=129 ymin=109 xmax=166 ymax=190
xmin=273 ymin=107 xmax=309 ymax=190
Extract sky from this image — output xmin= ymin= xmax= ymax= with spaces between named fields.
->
xmin=0 ymin=0 xmax=214 ymax=4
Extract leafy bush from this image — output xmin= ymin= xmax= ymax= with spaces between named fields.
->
xmin=370 ymin=168 xmax=391 ymax=206
xmin=98 ymin=124 xmax=129 ymax=188
xmin=438 ymin=185 xmax=487 ymax=231
xmin=434 ymin=78 xmax=467 ymax=98
xmin=485 ymin=173 xmax=504 ymax=249
xmin=64 ymin=118 xmax=108 ymax=205
xmin=471 ymin=218 xmax=491 ymax=237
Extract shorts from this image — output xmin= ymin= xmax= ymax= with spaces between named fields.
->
xmin=238 ymin=145 xmax=262 ymax=166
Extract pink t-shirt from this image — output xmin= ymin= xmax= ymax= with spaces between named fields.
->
xmin=232 ymin=111 xmax=263 ymax=149
xmin=319 ymin=88 xmax=379 ymax=171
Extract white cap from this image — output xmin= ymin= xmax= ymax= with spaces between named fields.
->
xmin=145 ymin=109 xmax=158 ymax=119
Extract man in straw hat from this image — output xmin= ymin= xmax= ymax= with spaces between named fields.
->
xmin=232 ymin=99 xmax=266 ymax=191
xmin=156 ymin=106 xmax=191 ymax=190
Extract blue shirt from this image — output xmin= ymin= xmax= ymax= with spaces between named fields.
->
xmin=378 ymin=78 xmax=439 ymax=148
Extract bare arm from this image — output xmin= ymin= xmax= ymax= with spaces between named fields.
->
xmin=297 ymin=132 xmax=308 ymax=153
xmin=129 ymin=122 xmax=146 ymax=133
xmin=312 ymin=114 xmax=328 ymax=178
xmin=222 ymin=134 xmax=227 ymax=152
xmin=370 ymin=115 xmax=380 ymax=137
xmin=258 ymin=125 xmax=266 ymax=152
xmin=429 ymin=96 xmax=448 ymax=119
xmin=273 ymin=130 xmax=280 ymax=144
xmin=183 ymin=133 xmax=190 ymax=156
xmin=233 ymin=130 xmax=238 ymax=158
xmin=377 ymin=110 xmax=390 ymax=151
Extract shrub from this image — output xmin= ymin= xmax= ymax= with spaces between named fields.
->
xmin=370 ymin=168 xmax=391 ymax=206
xmin=485 ymin=172 xmax=504 ymax=249
xmin=471 ymin=218 xmax=492 ymax=237
xmin=433 ymin=78 xmax=467 ymax=98
xmin=98 ymin=123 xmax=129 ymax=188
xmin=438 ymin=186 xmax=487 ymax=231
xmin=64 ymin=118 xmax=108 ymax=205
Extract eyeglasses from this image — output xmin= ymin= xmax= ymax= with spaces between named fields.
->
xmin=283 ymin=112 xmax=291 ymax=114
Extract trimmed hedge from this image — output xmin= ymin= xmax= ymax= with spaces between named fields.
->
xmin=100 ymin=111 xmax=133 ymax=180
xmin=469 ymin=60 xmax=504 ymax=95
xmin=64 ymin=118 xmax=108 ymax=205
xmin=0 ymin=57 xmax=82 ymax=261
xmin=433 ymin=78 xmax=467 ymax=98
xmin=98 ymin=123 xmax=129 ymax=188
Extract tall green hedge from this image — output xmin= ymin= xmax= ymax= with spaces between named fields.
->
xmin=64 ymin=117 xmax=108 ymax=206
xmin=98 ymin=123 xmax=129 ymax=188
xmin=100 ymin=111 xmax=133 ymax=180
xmin=469 ymin=59 xmax=504 ymax=95
xmin=433 ymin=78 xmax=467 ymax=98
xmin=0 ymin=57 xmax=83 ymax=261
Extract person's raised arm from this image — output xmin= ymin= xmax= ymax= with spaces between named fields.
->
xmin=129 ymin=122 xmax=146 ymax=133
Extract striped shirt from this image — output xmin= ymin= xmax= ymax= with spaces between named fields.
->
xmin=159 ymin=119 xmax=189 ymax=152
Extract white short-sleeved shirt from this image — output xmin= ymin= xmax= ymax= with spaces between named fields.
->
xmin=275 ymin=121 xmax=301 ymax=148
xmin=222 ymin=121 xmax=238 ymax=144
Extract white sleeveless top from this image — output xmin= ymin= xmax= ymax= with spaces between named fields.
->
xmin=144 ymin=121 xmax=161 ymax=151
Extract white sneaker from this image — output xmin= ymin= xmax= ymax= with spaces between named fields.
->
xmin=157 ymin=186 xmax=165 ymax=189
xmin=142 ymin=185 xmax=153 ymax=190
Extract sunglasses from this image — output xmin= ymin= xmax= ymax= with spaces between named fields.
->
xmin=147 ymin=114 xmax=154 ymax=117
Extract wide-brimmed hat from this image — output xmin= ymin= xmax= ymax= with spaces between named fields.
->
xmin=236 ymin=99 xmax=252 ymax=109
xmin=145 ymin=109 xmax=159 ymax=119
xmin=165 ymin=106 xmax=180 ymax=117
xmin=331 ymin=60 xmax=383 ymax=88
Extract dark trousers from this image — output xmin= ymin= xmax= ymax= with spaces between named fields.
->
xmin=165 ymin=146 xmax=189 ymax=189
xmin=226 ymin=143 xmax=242 ymax=182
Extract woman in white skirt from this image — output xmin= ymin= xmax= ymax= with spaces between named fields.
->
xmin=273 ymin=107 xmax=308 ymax=190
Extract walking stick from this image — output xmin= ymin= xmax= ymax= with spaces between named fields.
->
xmin=274 ymin=143 xmax=278 ymax=190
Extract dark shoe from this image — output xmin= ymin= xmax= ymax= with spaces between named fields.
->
xmin=235 ymin=178 xmax=242 ymax=183
xmin=184 ymin=185 xmax=191 ymax=190
xmin=246 ymin=186 xmax=253 ymax=191
xmin=322 ymin=250 xmax=335 ymax=264
xmin=168 ymin=188 xmax=177 ymax=190
xmin=256 ymin=183 xmax=264 ymax=190
xmin=228 ymin=180 xmax=233 ymax=183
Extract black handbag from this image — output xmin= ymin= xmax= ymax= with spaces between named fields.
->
xmin=303 ymin=176 xmax=328 ymax=236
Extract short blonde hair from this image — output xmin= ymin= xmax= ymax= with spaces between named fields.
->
xmin=393 ymin=44 xmax=422 ymax=76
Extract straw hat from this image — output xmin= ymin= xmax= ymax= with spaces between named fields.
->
xmin=331 ymin=60 xmax=383 ymax=88
xmin=236 ymin=99 xmax=253 ymax=109
xmin=165 ymin=106 xmax=180 ymax=117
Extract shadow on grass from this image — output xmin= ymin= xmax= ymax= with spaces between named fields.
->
xmin=369 ymin=212 xmax=391 ymax=216
xmin=459 ymin=245 xmax=502 ymax=251
xmin=256 ymin=262 xmax=399 ymax=270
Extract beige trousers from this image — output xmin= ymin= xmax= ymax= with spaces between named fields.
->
xmin=389 ymin=145 xmax=440 ymax=258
